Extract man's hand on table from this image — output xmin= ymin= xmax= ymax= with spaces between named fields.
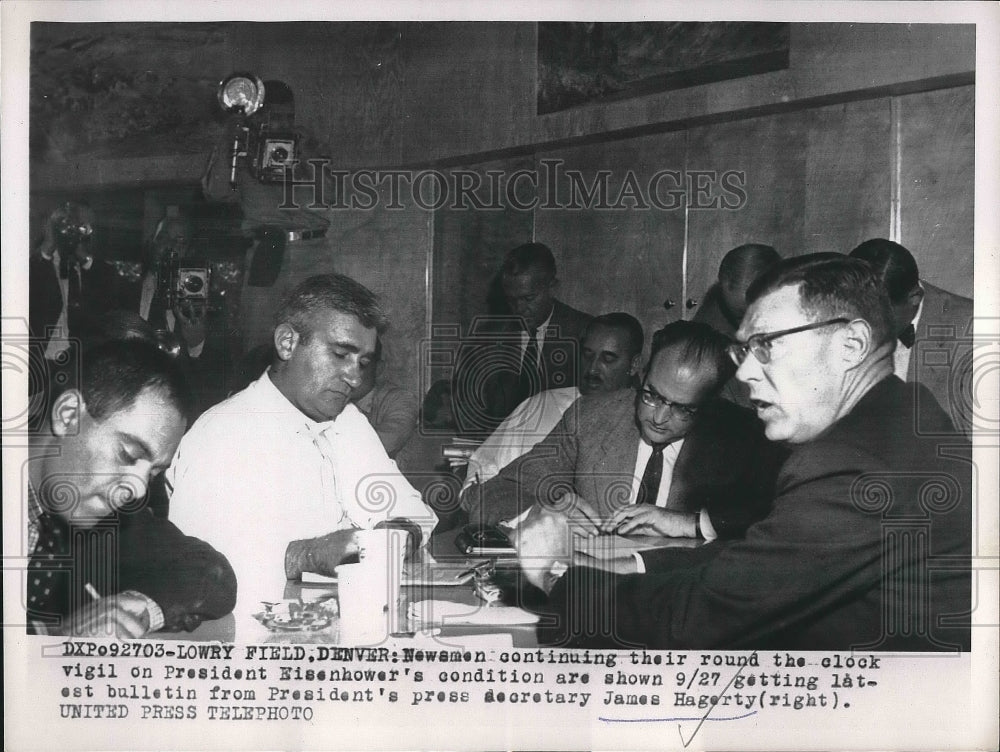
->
xmin=544 ymin=491 xmax=602 ymax=536
xmin=600 ymin=505 xmax=698 ymax=537
xmin=284 ymin=530 xmax=360 ymax=579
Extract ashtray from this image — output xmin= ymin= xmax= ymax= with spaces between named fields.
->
xmin=253 ymin=598 xmax=339 ymax=632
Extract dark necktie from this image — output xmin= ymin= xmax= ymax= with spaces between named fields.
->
xmin=27 ymin=514 xmax=69 ymax=621
xmin=60 ymin=254 xmax=83 ymax=333
xmin=147 ymin=274 xmax=170 ymax=330
xmin=637 ymin=443 xmax=667 ymax=505
xmin=517 ymin=331 xmax=540 ymax=401
xmin=898 ymin=323 xmax=916 ymax=349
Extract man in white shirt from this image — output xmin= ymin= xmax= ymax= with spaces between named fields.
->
xmin=850 ymin=239 xmax=974 ymax=435
xmin=461 ymin=312 xmax=644 ymax=494
xmin=467 ymin=321 xmax=784 ymax=572
xmin=166 ymin=274 xmax=437 ymax=613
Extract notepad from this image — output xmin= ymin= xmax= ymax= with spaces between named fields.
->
xmin=408 ymin=600 xmax=540 ymax=627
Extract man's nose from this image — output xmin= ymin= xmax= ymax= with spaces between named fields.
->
xmin=341 ymin=358 xmax=363 ymax=389
xmin=735 ymin=352 xmax=761 ymax=384
xmin=584 ymin=355 xmax=600 ymax=375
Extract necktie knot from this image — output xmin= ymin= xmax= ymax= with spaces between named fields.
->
xmin=898 ymin=323 xmax=916 ymax=349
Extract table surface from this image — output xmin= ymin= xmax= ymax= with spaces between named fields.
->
xmin=153 ymin=528 xmax=699 ymax=645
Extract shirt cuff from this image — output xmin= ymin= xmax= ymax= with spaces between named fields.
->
xmin=698 ymin=508 xmax=718 ymax=542
xmin=120 ymin=590 xmax=164 ymax=633
xmin=632 ymin=552 xmax=647 ymax=574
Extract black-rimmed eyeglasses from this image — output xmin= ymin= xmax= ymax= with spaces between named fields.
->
xmin=636 ymin=386 xmax=700 ymax=421
xmin=727 ymin=318 xmax=851 ymax=366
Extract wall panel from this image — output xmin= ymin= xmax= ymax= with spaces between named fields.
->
xmin=685 ymin=111 xmax=808 ymax=310
xmin=532 ymin=132 xmax=688 ymax=342
xmin=802 ymin=99 xmax=893 ymax=255
xmin=899 ymin=85 xmax=975 ymax=298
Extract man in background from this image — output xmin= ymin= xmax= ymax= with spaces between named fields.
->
xmin=850 ymin=238 xmax=974 ymax=435
xmin=462 ymin=312 xmax=644 ymax=493
xmin=453 ymin=242 xmax=592 ymax=434
xmin=350 ymin=337 xmax=419 ymax=458
xmin=693 ymin=243 xmax=781 ymax=407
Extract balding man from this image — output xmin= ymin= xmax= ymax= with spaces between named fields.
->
xmin=850 ymin=238 xmax=974 ymax=435
xmin=521 ymin=254 xmax=971 ymax=650
xmin=475 ymin=321 xmax=785 ymax=571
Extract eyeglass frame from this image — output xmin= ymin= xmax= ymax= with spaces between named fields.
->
xmin=636 ymin=384 xmax=701 ymax=421
xmin=727 ymin=317 xmax=851 ymax=366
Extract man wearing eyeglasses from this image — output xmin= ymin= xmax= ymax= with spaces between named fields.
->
xmin=472 ymin=320 xmax=784 ymax=572
xmin=524 ymin=254 xmax=971 ymax=650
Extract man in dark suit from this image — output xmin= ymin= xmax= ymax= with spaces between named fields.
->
xmin=453 ymin=242 xmax=592 ymax=435
xmin=26 ymin=339 xmax=237 ymax=636
xmin=520 ymin=254 xmax=971 ymax=651
xmin=466 ymin=320 xmax=785 ymax=571
xmin=29 ymin=203 xmax=123 ymax=376
xmin=850 ymin=238 xmax=974 ymax=435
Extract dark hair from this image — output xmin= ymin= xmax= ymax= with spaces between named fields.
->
xmin=87 ymin=310 xmax=159 ymax=350
xmin=848 ymin=238 xmax=920 ymax=303
xmin=646 ymin=320 xmax=735 ymax=393
xmin=718 ymin=243 xmax=781 ymax=284
xmin=747 ymin=253 xmax=895 ymax=346
xmin=501 ymin=242 xmax=557 ymax=282
xmin=274 ymin=273 xmax=389 ymax=340
xmin=585 ymin=312 xmax=644 ymax=358
xmin=75 ymin=339 xmax=195 ymax=423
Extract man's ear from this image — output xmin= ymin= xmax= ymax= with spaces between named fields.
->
xmin=628 ymin=353 xmax=643 ymax=376
xmin=273 ymin=323 xmax=300 ymax=362
xmin=838 ymin=319 xmax=873 ymax=366
xmin=50 ymin=389 xmax=84 ymax=438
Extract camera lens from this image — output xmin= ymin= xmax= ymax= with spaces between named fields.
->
xmin=182 ymin=275 xmax=205 ymax=294
xmin=271 ymin=147 xmax=289 ymax=163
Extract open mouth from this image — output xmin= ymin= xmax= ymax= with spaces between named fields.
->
xmin=751 ymin=398 xmax=776 ymax=413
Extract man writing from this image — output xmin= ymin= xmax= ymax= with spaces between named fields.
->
xmin=472 ymin=320 xmax=784 ymax=572
xmin=26 ymin=340 xmax=237 ymax=636
xmin=461 ymin=312 xmax=644 ymax=493
xmin=520 ymin=255 xmax=971 ymax=650
xmin=166 ymin=274 xmax=437 ymax=614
